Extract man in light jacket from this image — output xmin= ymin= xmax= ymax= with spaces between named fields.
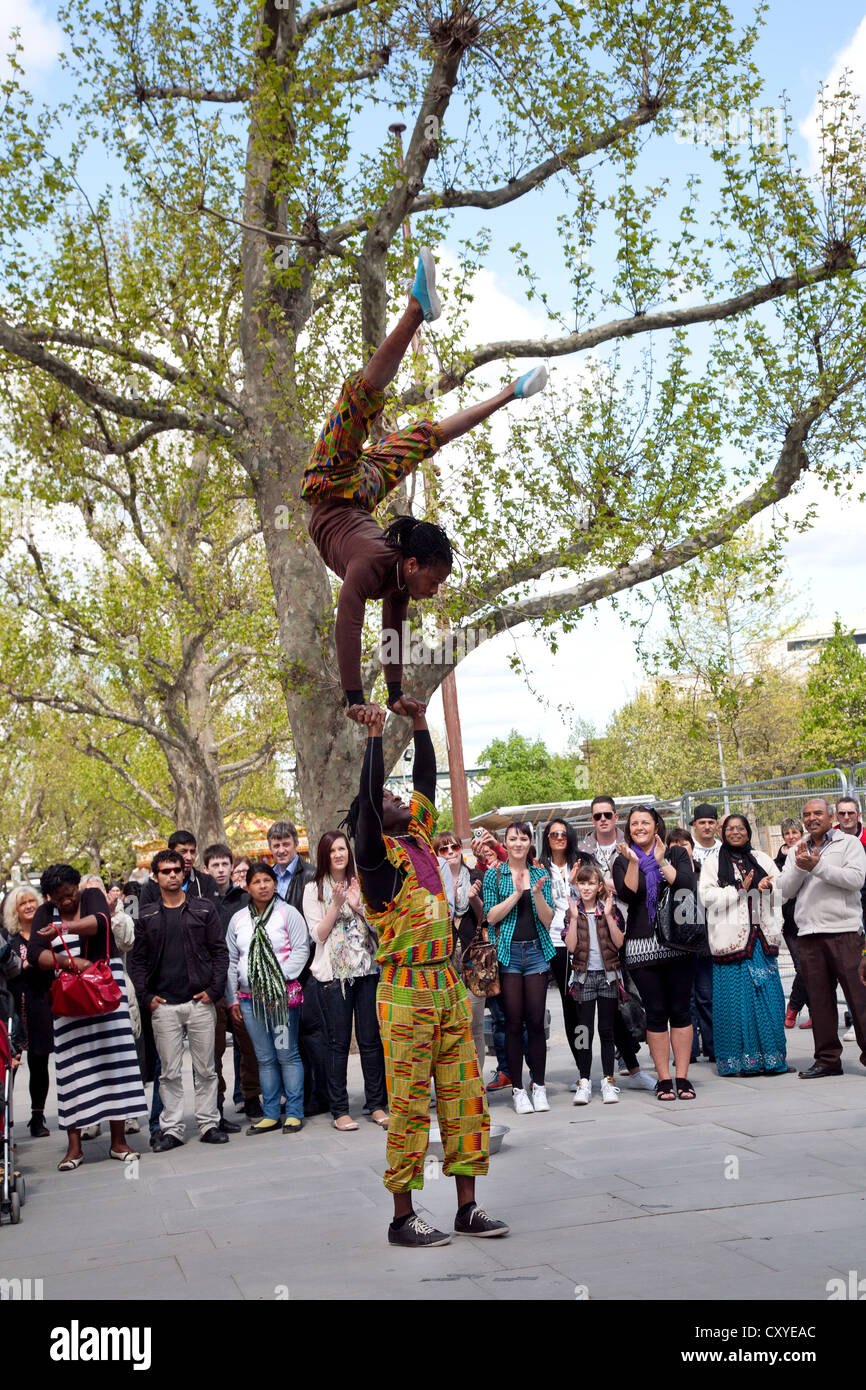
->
xmin=779 ymin=798 xmax=866 ymax=1079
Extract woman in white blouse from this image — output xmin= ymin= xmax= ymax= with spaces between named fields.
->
xmin=302 ymin=831 xmax=388 ymax=1131
xmin=226 ymin=862 xmax=309 ymax=1135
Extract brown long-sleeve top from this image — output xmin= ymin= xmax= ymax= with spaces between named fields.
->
xmin=308 ymin=500 xmax=407 ymax=703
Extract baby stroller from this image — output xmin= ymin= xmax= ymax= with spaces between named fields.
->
xmin=0 ymin=1011 xmax=25 ymax=1224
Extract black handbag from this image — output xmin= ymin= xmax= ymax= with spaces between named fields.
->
xmin=617 ymin=977 xmax=647 ymax=1044
xmin=654 ymin=881 xmax=708 ymax=954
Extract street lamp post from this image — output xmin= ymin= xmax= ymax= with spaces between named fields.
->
xmin=707 ymin=712 xmax=730 ymax=816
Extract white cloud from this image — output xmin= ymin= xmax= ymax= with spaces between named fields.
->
xmin=799 ymin=16 xmax=866 ymax=171
xmin=0 ymin=0 xmax=61 ymax=80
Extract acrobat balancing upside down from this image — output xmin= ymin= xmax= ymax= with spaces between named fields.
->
xmin=300 ymin=247 xmax=548 ymax=725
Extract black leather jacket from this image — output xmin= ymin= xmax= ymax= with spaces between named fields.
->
xmin=129 ymin=894 xmax=229 ymax=1010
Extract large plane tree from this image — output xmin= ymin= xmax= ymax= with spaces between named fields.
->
xmin=0 ymin=0 xmax=864 ymax=840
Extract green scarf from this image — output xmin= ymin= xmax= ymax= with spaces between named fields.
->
xmin=246 ymin=897 xmax=288 ymax=1028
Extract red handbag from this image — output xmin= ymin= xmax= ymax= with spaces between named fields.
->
xmin=50 ymin=918 xmax=122 ymax=1019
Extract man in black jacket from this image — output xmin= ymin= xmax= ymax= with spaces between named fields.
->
xmin=129 ymin=849 xmax=230 ymax=1151
xmin=268 ymin=820 xmax=329 ymax=1116
xmin=202 ymin=842 xmax=262 ymax=1121
xmin=139 ymin=830 xmax=221 ymax=909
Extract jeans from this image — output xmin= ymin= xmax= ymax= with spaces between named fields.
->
xmin=690 ymin=955 xmax=715 ymax=1060
xmin=318 ymin=974 xmax=387 ymax=1117
xmin=299 ymin=976 xmax=330 ymax=1114
xmin=240 ymin=1000 xmax=304 ymax=1121
xmin=500 ymin=938 xmax=551 ymax=977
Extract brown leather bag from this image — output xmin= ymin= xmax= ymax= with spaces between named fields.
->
xmin=462 ymin=924 xmax=500 ymax=998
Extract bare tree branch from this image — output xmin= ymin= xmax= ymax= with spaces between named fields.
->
xmin=325 ymin=101 xmax=660 ymax=245
xmin=297 ymin=0 xmax=360 ymax=34
xmin=134 ymin=81 xmax=253 ymax=103
xmin=20 ymin=326 xmax=244 ymax=416
xmin=81 ymin=741 xmax=173 ymax=819
xmin=3 ymin=687 xmax=187 ymax=752
xmin=399 ymin=260 xmax=857 ymax=405
xmin=402 ymin=382 xmax=858 ymax=703
xmin=0 ymin=318 xmax=239 ymax=439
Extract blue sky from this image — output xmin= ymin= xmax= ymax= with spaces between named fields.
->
xmin=6 ymin=0 xmax=866 ymax=763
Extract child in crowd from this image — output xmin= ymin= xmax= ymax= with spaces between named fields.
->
xmin=564 ymin=863 xmax=625 ymax=1106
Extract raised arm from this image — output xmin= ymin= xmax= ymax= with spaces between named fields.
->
xmin=354 ymin=706 xmax=402 ymax=913
xmin=355 ymin=712 xmax=388 ymax=874
xmin=411 ymin=713 xmax=436 ymax=805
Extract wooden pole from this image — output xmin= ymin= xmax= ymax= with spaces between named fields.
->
xmin=442 ymin=668 xmax=471 ymax=843
xmin=389 ymin=122 xmax=473 ymax=847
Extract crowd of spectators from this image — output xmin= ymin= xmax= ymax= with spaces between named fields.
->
xmin=2 ymin=793 xmax=865 ymax=1172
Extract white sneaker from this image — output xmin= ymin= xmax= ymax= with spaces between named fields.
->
xmin=512 ymin=1087 xmax=534 ymax=1115
xmin=573 ymin=1079 xmax=592 ymax=1106
xmin=80 ymin=1123 xmax=101 ymax=1140
xmin=842 ymin=1027 xmax=856 ymax=1041
xmin=124 ymin=1118 xmax=140 ymax=1134
xmin=514 ymin=364 xmax=548 ymax=398
xmin=601 ymin=1078 xmax=621 ymax=1104
xmin=623 ymin=1069 xmax=656 ymax=1091
xmin=530 ymin=1083 xmax=550 ymax=1112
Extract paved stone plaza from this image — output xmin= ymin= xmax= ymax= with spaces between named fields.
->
xmin=2 ymin=1002 xmax=864 ymax=1302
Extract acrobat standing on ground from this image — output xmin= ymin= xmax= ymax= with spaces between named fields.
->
xmin=300 ymin=248 xmax=547 ymax=721
xmin=347 ymin=702 xmax=509 ymax=1246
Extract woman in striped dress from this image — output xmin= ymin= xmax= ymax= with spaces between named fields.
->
xmin=27 ymin=864 xmax=146 ymax=1171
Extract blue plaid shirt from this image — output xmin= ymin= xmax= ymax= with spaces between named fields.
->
xmin=482 ymin=863 xmax=555 ymax=968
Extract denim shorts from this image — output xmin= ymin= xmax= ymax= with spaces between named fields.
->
xmin=500 ymin=939 xmax=551 ymax=977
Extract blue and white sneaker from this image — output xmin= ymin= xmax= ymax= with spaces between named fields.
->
xmin=411 ymin=248 xmax=441 ymax=322
xmin=514 ymin=364 xmax=548 ymax=398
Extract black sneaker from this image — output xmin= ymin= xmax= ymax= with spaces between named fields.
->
xmin=218 ymin=1116 xmax=242 ymax=1133
xmin=152 ymin=1133 xmax=184 ymax=1152
xmin=244 ymin=1098 xmax=264 ymax=1120
xmin=454 ymin=1204 xmax=510 ymax=1238
xmin=388 ymin=1214 xmax=451 ymax=1247
xmin=200 ymin=1127 xmax=229 ymax=1144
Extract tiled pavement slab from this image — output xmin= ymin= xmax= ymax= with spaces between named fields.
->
xmin=2 ymin=1006 xmax=863 ymax=1300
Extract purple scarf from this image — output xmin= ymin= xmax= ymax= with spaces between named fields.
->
xmin=634 ymin=845 xmax=662 ymax=923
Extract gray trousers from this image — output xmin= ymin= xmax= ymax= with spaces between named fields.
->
xmin=151 ymin=999 xmax=219 ymax=1138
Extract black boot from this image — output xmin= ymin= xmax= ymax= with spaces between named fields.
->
xmin=28 ymin=1111 xmax=50 ymax=1138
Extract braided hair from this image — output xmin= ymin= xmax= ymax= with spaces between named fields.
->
xmin=340 ymin=797 xmax=361 ymax=841
xmin=383 ymin=515 xmax=453 ymax=571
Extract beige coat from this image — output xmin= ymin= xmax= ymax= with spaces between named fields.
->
xmin=698 ymin=848 xmax=782 ymax=959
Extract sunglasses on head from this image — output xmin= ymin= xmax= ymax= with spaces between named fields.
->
xmin=593 ymin=811 xmax=614 ymax=821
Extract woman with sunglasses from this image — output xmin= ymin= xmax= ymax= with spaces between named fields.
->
xmin=434 ymin=833 xmax=486 ymax=1070
xmin=698 ymin=815 xmax=787 ymax=1077
xmin=580 ymin=800 xmax=657 ymax=1093
xmin=613 ymin=807 xmax=697 ymax=1101
xmin=540 ymin=820 xmax=588 ymax=1087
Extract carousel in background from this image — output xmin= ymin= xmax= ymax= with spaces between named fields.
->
xmin=132 ymin=814 xmax=309 ymax=870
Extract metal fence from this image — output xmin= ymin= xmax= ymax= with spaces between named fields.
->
xmin=680 ymin=768 xmax=850 ymax=856
xmin=850 ymin=763 xmax=866 ymax=804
